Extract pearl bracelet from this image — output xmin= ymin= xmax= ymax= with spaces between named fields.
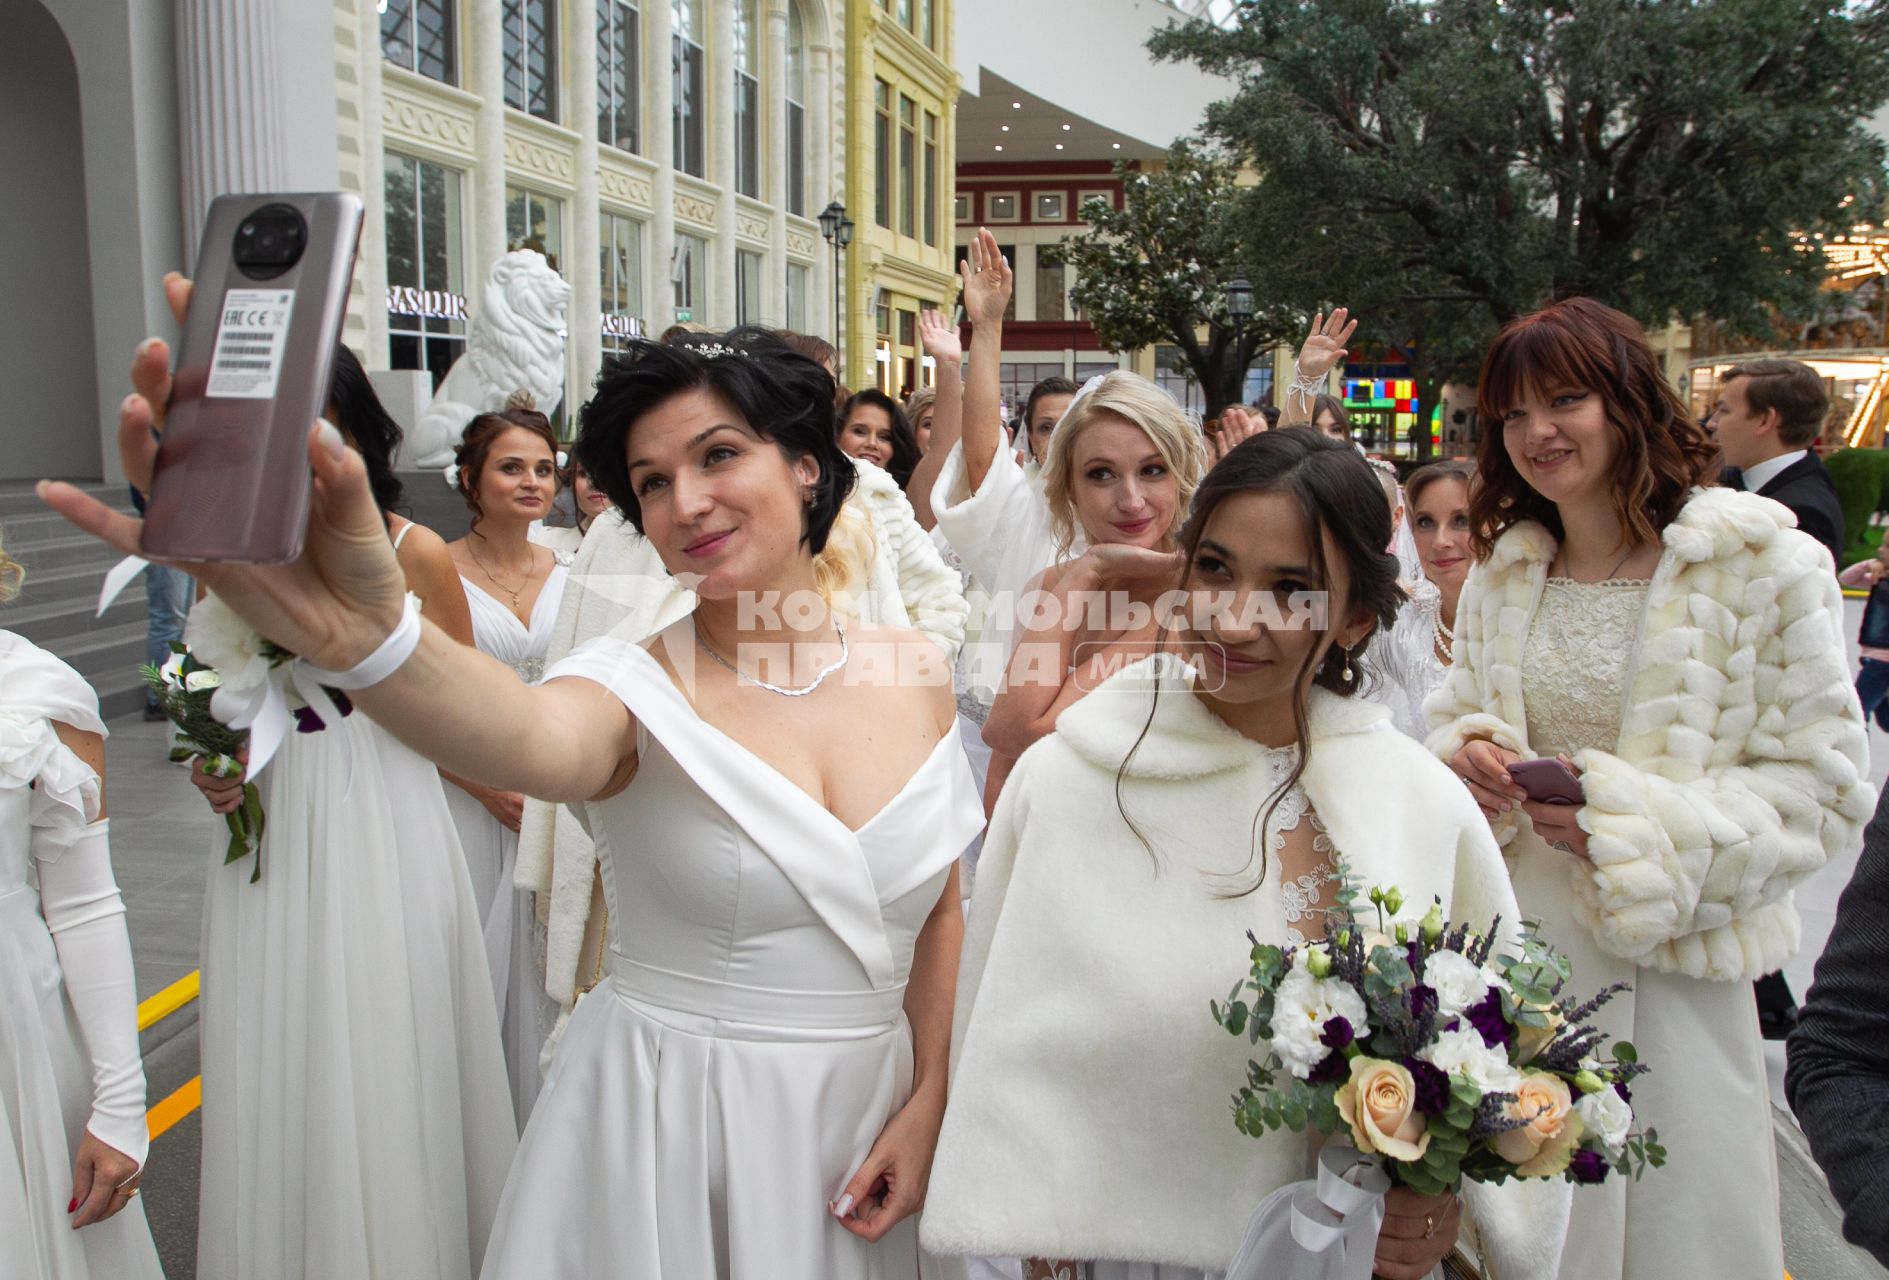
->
xmin=301 ymin=594 xmax=423 ymax=690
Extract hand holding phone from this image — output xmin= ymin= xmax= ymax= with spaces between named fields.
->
xmin=1505 ymin=758 xmax=1584 ymax=806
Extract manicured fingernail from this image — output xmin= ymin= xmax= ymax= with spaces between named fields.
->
xmin=67 ymin=1198 xmax=77 ymax=1213
xmin=315 ymin=421 xmax=348 ymax=462
xmin=121 ymin=393 xmax=141 ymax=416
xmin=137 ymin=338 xmax=159 ymax=357
xmin=832 ymin=1193 xmax=854 ymax=1218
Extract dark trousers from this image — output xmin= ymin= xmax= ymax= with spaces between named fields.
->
xmin=1859 ymin=657 xmax=1889 ymax=731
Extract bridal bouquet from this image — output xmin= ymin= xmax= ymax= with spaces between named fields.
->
xmin=1212 ymin=877 xmax=1664 ymax=1194
xmin=142 ymin=645 xmax=266 ymax=878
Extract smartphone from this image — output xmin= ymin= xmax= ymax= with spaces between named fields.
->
xmin=1505 ymin=758 xmax=1584 ymax=806
xmin=141 ymin=192 xmax=364 ymax=563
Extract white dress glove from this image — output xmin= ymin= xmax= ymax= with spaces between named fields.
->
xmin=33 ymin=816 xmax=150 ymax=1168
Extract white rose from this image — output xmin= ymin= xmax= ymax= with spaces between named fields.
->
xmin=184 ymin=670 xmax=223 ymax=692
xmin=1575 ymin=1086 xmax=1633 ymax=1159
xmin=1271 ymin=965 xmax=1369 ymax=1080
xmin=184 ymin=593 xmax=266 ymax=676
xmin=1424 ymin=949 xmax=1503 ymax=1019
xmin=1420 ymin=1025 xmax=1522 ymax=1094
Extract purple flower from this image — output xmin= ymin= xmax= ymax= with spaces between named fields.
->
xmin=1614 ymin=1080 xmax=1633 ymax=1104
xmin=1308 ymin=1051 xmax=1350 ymax=1085
xmin=1569 ymin=1149 xmax=1611 ymax=1185
xmin=1402 ymin=1055 xmax=1451 ymax=1116
xmin=1320 ymin=1017 xmax=1355 ymax=1051
xmin=292 ymin=706 xmax=327 ymax=733
xmin=1406 ymin=941 xmax=1425 ymax=973
xmin=1464 ymin=987 xmax=1515 ymax=1051
xmin=1409 ymin=983 xmax=1439 ymax=1025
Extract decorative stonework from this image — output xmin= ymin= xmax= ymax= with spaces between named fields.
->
xmin=598 ymin=165 xmax=654 ymax=209
xmin=382 ymin=88 xmax=476 ymax=156
xmin=675 ymin=192 xmax=718 ymax=227
xmin=736 ymin=211 xmax=770 ymax=242
xmin=504 ymin=133 xmax=576 ymax=185
xmin=787 ymin=230 xmax=818 ymax=257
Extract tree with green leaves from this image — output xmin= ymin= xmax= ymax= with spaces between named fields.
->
xmin=1060 ymin=142 xmax=1303 ymax=418
xmin=1150 ymin=0 xmax=1889 ymax=455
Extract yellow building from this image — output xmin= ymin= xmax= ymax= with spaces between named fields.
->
xmin=841 ymin=0 xmax=957 ymax=396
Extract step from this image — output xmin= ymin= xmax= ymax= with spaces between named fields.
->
xmin=0 ymin=506 xmax=121 ymax=547
xmin=96 ymin=669 xmax=153 ymax=722
xmin=0 ymin=481 xmax=121 ymax=519
xmin=3 ymin=589 xmax=146 ymax=647
xmin=10 ymin=533 xmax=126 ymax=574
xmin=56 ymin=622 xmax=154 ymax=685
xmin=10 ymin=560 xmax=120 ymax=608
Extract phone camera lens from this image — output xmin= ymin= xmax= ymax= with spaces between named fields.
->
xmin=240 ymin=222 xmax=256 ymax=237
xmin=232 ymin=202 xmax=309 ymax=280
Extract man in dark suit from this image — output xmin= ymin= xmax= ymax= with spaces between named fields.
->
xmin=1710 ymin=358 xmax=1845 ymax=1038
xmin=1710 ymin=358 xmax=1845 ymax=562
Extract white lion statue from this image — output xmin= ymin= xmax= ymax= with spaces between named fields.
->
xmin=405 ymin=249 xmax=571 ymax=468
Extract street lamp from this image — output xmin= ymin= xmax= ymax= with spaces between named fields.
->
xmin=1224 ymin=272 xmax=1255 ymax=327
xmin=820 ymin=201 xmax=852 ymax=374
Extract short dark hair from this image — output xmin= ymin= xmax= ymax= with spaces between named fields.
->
xmin=327 ymin=345 xmax=404 ymax=518
xmin=838 ymin=388 xmax=922 ymax=490
xmin=1723 ymin=359 xmax=1829 ymax=448
xmin=1023 ymin=376 xmax=1080 ymax=429
xmin=575 ymin=327 xmax=856 ymax=555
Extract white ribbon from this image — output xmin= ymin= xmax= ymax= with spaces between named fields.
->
xmin=1224 ymin=1146 xmax=1392 ymax=1280
xmin=96 ymin=555 xmax=150 ymax=616
xmin=207 ymin=653 xmax=355 ymax=784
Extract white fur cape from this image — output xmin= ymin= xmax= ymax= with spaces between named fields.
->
xmin=922 ymin=657 xmax=1569 ymax=1276
xmin=517 ymin=460 xmax=970 ymax=1033
xmin=1424 ymin=487 xmax=1876 ymax=982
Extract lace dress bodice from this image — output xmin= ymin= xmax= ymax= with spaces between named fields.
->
xmin=1521 ymin=578 xmax=1648 ymax=757
xmin=1256 ymin=744 xmax=1337 ymax=948
xmin=1359 ymin=578 xmax=1450 ymax=741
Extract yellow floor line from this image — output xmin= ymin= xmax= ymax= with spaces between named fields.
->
xmin=146 ymin=1076 xmax=201 ymax=1141
xmin=137 ymin=970 xmax=200 ymax=1032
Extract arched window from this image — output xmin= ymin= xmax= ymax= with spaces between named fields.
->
xmin=786 ymin=2 xmax=807 ymax=216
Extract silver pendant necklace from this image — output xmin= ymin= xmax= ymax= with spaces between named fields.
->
xmin=696 ymin=619 xmax=850 ymax=697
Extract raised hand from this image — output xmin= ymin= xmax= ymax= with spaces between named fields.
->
xmin=1296 ymin=307 xmax=1357 ymax=383
xmin=1207 ymin=405 xmax=1267 ymax=466
xmin=958 ymin=227 xmax=1012 ymax=331
xmin=916 ymin=307 xmax=961 ymax=364
xmin=1074 ymin=544 xmax=1186 ymax=590
xmin=39 ymin=274 xmax=409 ymax=671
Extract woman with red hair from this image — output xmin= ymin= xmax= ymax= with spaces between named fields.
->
xmin=1429 ymin=297 xmax=1873 ymax=1278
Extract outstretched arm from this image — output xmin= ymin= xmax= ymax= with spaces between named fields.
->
xmin=1278 ymin=308 xmax=1356 ymax=427
xmin=958 ymin=228 xmax=1013 ymax=495
xmin=906 ymin=308 xmax=963 ymax=530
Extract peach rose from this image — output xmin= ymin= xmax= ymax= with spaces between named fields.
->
xmin=1493 ymin=1071 xmax=1586 ymax=1177
xmin=1336 ymin=1057 xmax=1431 ymax=1162
xmin=1514 ymin=1004 xmax=1564 ymax=1065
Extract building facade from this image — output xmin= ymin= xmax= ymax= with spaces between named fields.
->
xmin=338 ymin=0 xmax=853 ymax=437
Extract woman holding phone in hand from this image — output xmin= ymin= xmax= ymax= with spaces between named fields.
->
xmin=1428 ymin=297 xmax=1873 ymax=1280
xmin=45 ymin=307 xmax=980 ymax=1279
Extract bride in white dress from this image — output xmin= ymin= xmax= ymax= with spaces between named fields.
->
xmin=179 ymin=339 xmax=517 ymax=1279
xmin=0 ymin=552 xmax=163 ymax=1278
xmin=1356 ymin=462 xmax=1473 ymax=740
xmin=49 ymin=321 xmax=980 ymax=1280
xmin=443 ymin=404 xmax=571 ymax=1125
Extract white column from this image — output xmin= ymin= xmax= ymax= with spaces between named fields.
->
xmin=571 ymin=0 xmax=603 ymax=397
xmin=710 ymin=3 xmax=738 ymax=327
xmin=355 ymin=0 xmax=389 ymax=364
xmin=175 ymin=0 xmax=288 ymax=268
xmin=809 ymin=43 xmax=833 ymax=344
xmin=471 ymin=0 xmax=509 ymax=271
xmin=764 ymin=0 xmax=789 ymax=327
xmin=647 ymin=0 xmax=676 ymax=333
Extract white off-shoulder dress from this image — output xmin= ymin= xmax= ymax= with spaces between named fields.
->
xmin=479 ymin=635 xmax=984 ymax=1279
xmin=446 ymin=558 xmax=569 ymax=1125
xmin=0 ymin=632 xmax=163 ymax=1280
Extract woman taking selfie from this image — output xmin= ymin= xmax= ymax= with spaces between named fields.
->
xmin=923 ymin=431 xmax=1559 ymax=1280
xmin=1429 ymin=297 xmax=1872 ymax=1279
xmin=46 ymin=321 xmax=982 ymax=1280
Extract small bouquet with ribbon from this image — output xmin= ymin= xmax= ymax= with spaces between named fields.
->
xmin=1211 ymin=873 xmax=1664 ymax=1279
xmin=142 ymin=645 xmax=266 ymax=879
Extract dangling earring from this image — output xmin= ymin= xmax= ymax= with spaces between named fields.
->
xmin=1341 ymin=644 xmax=1353 ymax=682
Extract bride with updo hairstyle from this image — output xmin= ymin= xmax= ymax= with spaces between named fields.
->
xmin=47 ymin=317 xmax=983 ymax=1279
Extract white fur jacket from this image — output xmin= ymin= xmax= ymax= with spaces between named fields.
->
xmin=922 ymin=658 xmax=1568 ymax=1276
xmin=1424 ymin=488 xmax=1875 ymax=983
xmin=517 ymin=459 xmax=969 ymax=1030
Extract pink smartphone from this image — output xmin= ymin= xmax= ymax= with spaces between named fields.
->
xmin=141 ymin=192 xmax=363 ymax=563
xmin=1505 ymin=758 xmax=1584 ymax=806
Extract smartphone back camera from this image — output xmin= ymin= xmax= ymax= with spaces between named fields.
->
xmin=232 ymin=204 xmax=308 ymax=280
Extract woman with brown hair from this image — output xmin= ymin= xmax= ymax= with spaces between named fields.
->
xmin=1430 ymin=297 xmax=1873 ymax=1278
xmin=1357 ymin=460 xmax=1474 ymax=739
xmin=445 ymin=401 xmax=571 ymax=1125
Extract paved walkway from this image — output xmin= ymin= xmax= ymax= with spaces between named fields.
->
xmin=100 ymin=603 xmax=1889 ymax=1278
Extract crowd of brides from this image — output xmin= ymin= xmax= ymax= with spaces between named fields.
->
xmin=7 ymin=225 xmax=1875 ymax=1280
